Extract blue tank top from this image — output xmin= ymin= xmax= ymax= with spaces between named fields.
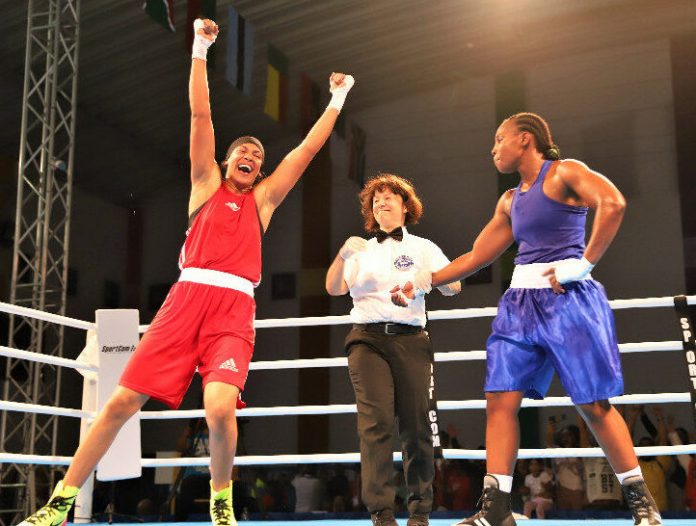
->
xmin=511 ymin=160 xmax=587 ymax=264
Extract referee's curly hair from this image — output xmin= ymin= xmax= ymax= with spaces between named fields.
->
xmin=358 ymin=173 xmax=424 ymax=233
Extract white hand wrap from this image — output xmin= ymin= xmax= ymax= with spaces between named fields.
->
xmin=327 ymin=75 xmax=355 ymax=113
xmin=554 ymin=257 xmax=594 ymax=284
xmin=412 ymin=269 xmax=433 ymax=297
xmin=339 ymin=236 xmax=367 ymax=260
xmin=192 ymin=19 xmax=216 ymax=61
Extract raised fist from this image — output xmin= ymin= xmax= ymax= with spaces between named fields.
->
xmin=194 ymin=18 xmax=218 ymax=41
xmin=330 ymin=73 xmax=355 ymax=95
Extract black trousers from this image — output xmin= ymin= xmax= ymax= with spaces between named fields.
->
xmin=345 ymin=325 xmax=435 ymax=515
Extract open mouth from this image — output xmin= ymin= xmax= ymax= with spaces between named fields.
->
xmin=238 ymin=164 xmax=252 ymax=174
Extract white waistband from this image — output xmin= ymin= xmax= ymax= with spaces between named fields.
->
xmin=510 ymin=259 xmax=593 ymax=289
xmin=178 ymin=268 xmax=254 ymax=297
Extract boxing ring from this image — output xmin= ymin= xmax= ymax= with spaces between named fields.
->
xmin=1 ymin=295 xmax=696 ymax=526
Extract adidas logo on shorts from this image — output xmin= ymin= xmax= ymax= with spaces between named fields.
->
xmin=218 ymin=358 xmax=239 ymax=372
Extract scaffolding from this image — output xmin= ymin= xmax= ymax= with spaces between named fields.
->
xmin=0 ymin=0 xmax=80 ymax=523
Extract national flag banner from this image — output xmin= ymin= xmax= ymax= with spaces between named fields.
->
xmin=300 ymin=73 xmax=321 ymax=135
xmin=264 ymin=45 xmax=289 ymax=124
xmin=349 ymin=123 xmax=366 ymax=186
xmin=226 ymin=6 xmax=254 ymax=95
xmin=143 ymin=0 xmax=175 ymax=32
xmin=186 ymin=0 xmax=217 ymax=64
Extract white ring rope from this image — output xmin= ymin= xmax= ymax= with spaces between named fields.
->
xmin=2 ymin=393 xmax=691 ymax=422
xmin=0 ymin=300 xmax=95 ymax=331
xmin=0 ymin=400 xmax=93 ymax=419
xmin=249 ymin=341 xmax=681 ymax=370
xmin=137 ymin=295 xmax=696 ymax=332
xmin=4 ymin=444 xmax=696 ymax=468
xmin=0 ymin=345 xmax=98 ymax=372
xmin=0 ymin=340 xmax=681 ymax=375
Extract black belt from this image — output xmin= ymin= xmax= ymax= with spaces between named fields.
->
xmin=354 ymin=322 xmax=423 ymax=335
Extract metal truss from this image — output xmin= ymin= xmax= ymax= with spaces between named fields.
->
xmin=0 ymin=0 xmax=80 ymax=523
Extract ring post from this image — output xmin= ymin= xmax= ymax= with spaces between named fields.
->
xmin=73 ymin=329 xmax=97 ymax=522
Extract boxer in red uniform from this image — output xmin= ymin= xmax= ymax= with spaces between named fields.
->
xmin=20 ymin=18 xmax=354 ymax=526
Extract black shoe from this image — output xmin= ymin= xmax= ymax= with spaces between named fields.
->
xmin=371 ymin=509 xmax=398 ymax=526
xmin=451 ymin=476 xmax=516 ymax=526
xmin=407 ymin=513 xmax=429 ymax=526
xmin=622 ymin=477 xmax=662 ymax=525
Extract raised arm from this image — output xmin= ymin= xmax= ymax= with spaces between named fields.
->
xmin=189 ymin=19 xmax=222 ymax=214
xmin=255 ymin=73 xmax=354 ymax=229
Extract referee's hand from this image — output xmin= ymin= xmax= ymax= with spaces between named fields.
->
xmin=390 ymin=283 xmax=413 ymax=307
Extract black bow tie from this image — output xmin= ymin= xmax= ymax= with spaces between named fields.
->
xmin=376 ymin=227 xmax=403 ymax=243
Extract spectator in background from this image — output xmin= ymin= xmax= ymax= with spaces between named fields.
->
xmin=665 ymin=414 xmax=693 ymax=510
xmin=546 ymin=416 xmax=584 ymax=510
xmin=446 ymin=461 xmax=476 ymax=512
xmin=268 ymin=470 xmax=296 ymax=513
xmin=627 ymin=406 xmax=672 ymax=512
xmin=579 ymin=415 xmax=623 ymax=510
xmin=522 ymin=459 xmax=554 ymax=519
xmin=511 ymin=459 xmax=530 ymax=513
xmin=432 ymin=425 xmax=462 ymax=511
xmin=327 ymin=465 xmax=351 ymax=512
xmin=175 ymin=419 xmax=211 ymax=521
xmin=248 ymin=468 xmax=270 ymax=516
xmin=292 ymin=466 xmax=324 ymax=512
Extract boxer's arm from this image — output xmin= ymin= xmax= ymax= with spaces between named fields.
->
xmin=255 ymin=74 xmax=354 ymax=227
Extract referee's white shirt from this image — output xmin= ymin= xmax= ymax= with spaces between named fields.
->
xmin=343 ymin=226 xmax=451 ymax=327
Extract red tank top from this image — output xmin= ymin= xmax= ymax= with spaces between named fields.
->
xmin=178 ymin=184 xmax=262 ymax=285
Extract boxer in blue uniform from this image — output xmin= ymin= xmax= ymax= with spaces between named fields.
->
xmin=393 ymin=113 xmax=661 ymax=526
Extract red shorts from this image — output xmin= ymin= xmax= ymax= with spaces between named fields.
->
xmin=119 ymin=280 xmax=255 ymax=409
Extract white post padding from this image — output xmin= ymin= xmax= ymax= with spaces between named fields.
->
xmin=95 ymin=309 xmax=142 ymax=481
xmin=73 ymin=329 xmax=98 ymax=522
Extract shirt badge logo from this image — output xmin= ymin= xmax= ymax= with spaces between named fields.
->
xmin=394 ymin=255 xmax=414 ymax=271
xmin=225 ymin=202 xmax=241 ymax=212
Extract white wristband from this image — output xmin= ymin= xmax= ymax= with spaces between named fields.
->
xmin=326 ymin=75 xmax=355 ymax=113
xmin=327 ymin=92 xmax=348 ymax=112
xmin=555 ymin=257 xmax=594 ymax=284
xmin=192 ymin=34 xmax=214 ymax=61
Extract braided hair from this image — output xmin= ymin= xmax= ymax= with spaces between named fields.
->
xmin=507 ymin=112 xmax=561 ymax=160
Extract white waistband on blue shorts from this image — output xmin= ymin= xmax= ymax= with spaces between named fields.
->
xmin=179 ymin=267 xmax=255 ymax=298
xmin=510 ymin=259 xmax=593 ymax=289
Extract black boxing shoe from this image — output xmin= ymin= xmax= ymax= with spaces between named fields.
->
xmin=451 ymin=475 xmax=516 ymax=526
xmin=622 ymin=476 xmax=662 ymax=525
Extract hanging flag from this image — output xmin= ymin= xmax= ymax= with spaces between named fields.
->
xmin=349 ymin=123 xmax=366 ymax=186
xmin=143 ymin=0 xmax=175 ymax=32
xmin=300 ymin=74 xmax=321 ymax=135
xmin=226 ymin=6 xmax=254 ymax=95
xmin=186 ymin=0 xmax=217 ymax=63
xmin=264 ymin=45 xmax=288 ymax=124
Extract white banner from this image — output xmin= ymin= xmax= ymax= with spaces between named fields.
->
xmin=95 ymin=309 xmax=142 ymax=481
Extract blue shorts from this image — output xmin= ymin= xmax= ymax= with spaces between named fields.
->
xmin=484 ymin=280 xmax=624 ymax=404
